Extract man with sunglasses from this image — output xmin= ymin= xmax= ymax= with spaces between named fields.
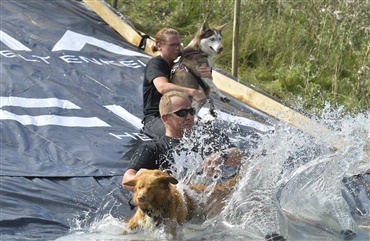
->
xmin=123 ymin=91 xmax=244 ymax=191
xmin=142 ymin=28 xmax=211 ymax=139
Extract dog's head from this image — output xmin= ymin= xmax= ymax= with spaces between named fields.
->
xmin=199 ymin=22 xmax=226 ymax=56
xmin=124 ymin=170 xmax=178 ymax=209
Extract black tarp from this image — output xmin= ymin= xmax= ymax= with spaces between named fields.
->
xmin=0 ymin=1 xmax=276 ymax=240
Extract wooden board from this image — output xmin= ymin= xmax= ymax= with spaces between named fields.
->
xmin=82 ymin=0 xmax=156 ymax=55
xmin=212 ymin=70 xmax=347 ymax=150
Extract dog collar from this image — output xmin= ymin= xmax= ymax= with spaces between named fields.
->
xmin=143 ymin=208 xmax=166 ymax=227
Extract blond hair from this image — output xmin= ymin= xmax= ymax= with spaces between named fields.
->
xmin=152 ymin=28 xmax=179 ymax=52
xmin=159 ymin=91 xmax=190 ymax=116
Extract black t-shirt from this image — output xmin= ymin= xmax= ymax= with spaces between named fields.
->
xmin=127 ymin=135 xmax=180 ymax=172
xmin=128 ymin=124 xmax=236 ymax=172
xmin=142 ymin=55 xmax=171 ymax=118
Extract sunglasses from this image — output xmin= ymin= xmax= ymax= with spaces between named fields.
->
xmin=167 ymin=107 xmax=196 ymax=117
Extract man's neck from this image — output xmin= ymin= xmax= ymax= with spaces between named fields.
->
xmin=165 ymin=131 xmax=182 ymax=140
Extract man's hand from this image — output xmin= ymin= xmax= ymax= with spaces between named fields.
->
xmin=198 ymin=66 xmax=212 ymax=79
xmin=190 ymin=89 xmax=207 ymax=105
xmin=135 ymin=168 xmax=149 ymax=177
xmin=202 ymin=152 xmax=225 ymax=177
xmin=122 ymin=168 xmax=149 ymax=191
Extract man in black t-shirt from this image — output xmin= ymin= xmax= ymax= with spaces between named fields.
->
xmin=123 ymin=91 xmax=244 ymax=191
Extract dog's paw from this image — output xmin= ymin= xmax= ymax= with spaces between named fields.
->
xmin=199 ymin=113 xmax=215 ymax=124
xmin=341 ymin=230 xmax=356 ymax=240
xmin=220 ymin=96 xmax=230 ymax=103
xmin=264 ymin=233 xmax=286 ymax=241
xmin=210 ymin=108 xmax=218 ymax=117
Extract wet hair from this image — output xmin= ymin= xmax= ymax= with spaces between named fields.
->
xmin=159 ymin=91 xmax=190 ymax=116
xmin=152 ymin=28 xmax=179 ymax=52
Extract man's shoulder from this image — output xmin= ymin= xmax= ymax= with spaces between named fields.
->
xmin=147 ymin=55 xmax=165 ymax=65
xmin=146 ymin=136 xmax=180 ymax=149
xmin=138 ymin=136 xmax=167 ymax=149
xmin=138 ymin=138 xmax=161 ymax=148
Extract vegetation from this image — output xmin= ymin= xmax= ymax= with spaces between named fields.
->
xmin=107 ymin=0 xmax=370 ymax=115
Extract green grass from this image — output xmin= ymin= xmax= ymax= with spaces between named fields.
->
xmin=108 ymin=0 xmax=370 ymax=115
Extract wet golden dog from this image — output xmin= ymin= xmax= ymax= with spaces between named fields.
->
xmin=122 ymin=169 xmax=237 ymax=238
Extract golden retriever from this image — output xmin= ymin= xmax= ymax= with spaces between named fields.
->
xmin=122 ymin=169 xmax=237 ymax=238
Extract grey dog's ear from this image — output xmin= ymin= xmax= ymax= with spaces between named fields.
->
xmin=200 ymin=22 xmax=210 ymax=34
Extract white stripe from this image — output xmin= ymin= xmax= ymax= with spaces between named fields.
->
xmin=0 ymin=97 xmax=80 ymax=109
xmin=0 ymin=110 xmax=110 ymax=127
xmin=0 ymin=30 xmax=32 ymax=51
xmin=52 ymin=30 xmax=150 ymax=58
xmin=105 ymin=105 xmax=143 ymax=130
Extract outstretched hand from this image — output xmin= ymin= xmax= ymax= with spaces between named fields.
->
xmin=202 ymin=152 xmax=224 ymax=177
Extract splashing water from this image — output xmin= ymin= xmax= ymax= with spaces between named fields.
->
xmin=217 ymin=107 xmax=369 ymax=240
xmin=58 ymin=107 xmax=370 ymax=240
xmin=67 ymin=190 xmax=127 ymax=236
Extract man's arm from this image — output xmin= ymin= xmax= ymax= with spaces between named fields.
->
xmin=153 ymin=77 xmax=207 ymax=103
xmin=223 ymin=147 xmax=245 ymax=166
xmin=202 ymin=147 xmax=245 ymax=176
xmin=122 ymin=168 xmax=137 ymax=191
xmin=122 ymin=141 xmax=160 ymax=191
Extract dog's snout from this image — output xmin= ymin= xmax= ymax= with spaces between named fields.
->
xmin=217 ymin=46 xmax=224 ymax=54
xmin=210 ymin=45 xmax=224 ymax=54
xmin=136 ymin=192 xmax=145 ymax=202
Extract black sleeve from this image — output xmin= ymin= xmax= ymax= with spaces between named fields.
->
xmin=142 ymin=57 xmax=172 ymax=117
xmin=127 ymin=142 xmax=161 ymax=171
xmin=145 ymin=57 xmax=171 ymax=83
